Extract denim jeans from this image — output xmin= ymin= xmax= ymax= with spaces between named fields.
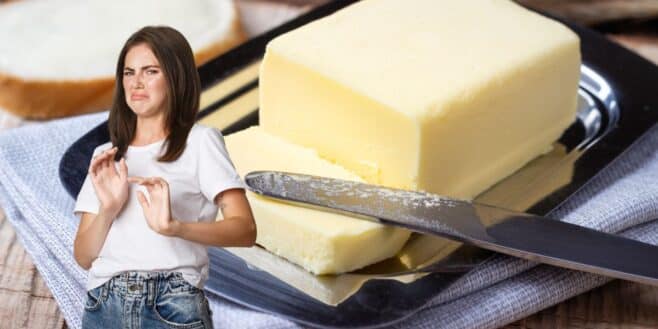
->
xmin=81 ymin=271 xmax=213 ymax=329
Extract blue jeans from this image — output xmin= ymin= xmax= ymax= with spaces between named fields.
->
xmin=81 ymin=271 xmax=214 ymax=329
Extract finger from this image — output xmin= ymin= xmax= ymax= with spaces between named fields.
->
xmin=88 ymin=158 xmax=98 ymax=177
xmin=97 ymin=149 xmax=110 ymax=172
xmin=159 ymin=179 xmax=168 ymax=192
xmin=88 ymin=153 xmax=104 ymax=175
xmin=100 ymin=147 xmax=114 ymax=159
xmin=89 ymin=147 xmax=115 ymax=176
xmin=150 ymin=177 xmax=161 ymax=188
xmin=155 ymin=179 xmax=165 ymax=191
xmin=99 ymin=154 xmax=109 ymax=174
xmin=107 ymin=153 xmax=122 ymax=178
xmin=145 ymin=183 xmax=156 ymax=194
xmin=118 ymin=158 xmax=128 ymax=180
xmin=155 ymin=177 xmax=168 ymax=187
xmin=128 ymin=176 xmax=144 ymax=184
xmin=103 ymin=146 xmax=116 ymax=157
xmin=102 ymin=150 xmax=113 ymax=171
xmin=137 ymin=191 xmax=149 ymax=208
xmin=95 ymin=150 xmax=111 ymax=176
xmin=99 ymin=157 xmax=111 ymax=177
xmin=136 ymin=177 xmax=154 ymax=186
xmin=142 ymin=177 xmax=159 ymax=187
xmin=90 ymin=158 xmax=106 ymax=178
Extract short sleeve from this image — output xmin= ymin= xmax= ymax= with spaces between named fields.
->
xmin=73 ymin=146 xmax=108 ymax=219
xmin=73 ymin=172 xmax=99 ymax=219
xmin=197 ymin=127 xmax=246 ymax=203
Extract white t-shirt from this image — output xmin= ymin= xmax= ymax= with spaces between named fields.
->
xmin=73 ymin=123 xmax=246 ymax=291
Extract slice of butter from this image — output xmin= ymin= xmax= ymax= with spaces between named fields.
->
xmin=259 ymin=0 xmax=581 ymax=199
xmin=224 ymin=126 xmax=411 ymax=274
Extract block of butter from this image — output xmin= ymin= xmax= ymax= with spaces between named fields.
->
xmin=224 ymin=126 xmax=411 ymax=274
xmin=259 ymin=0 xmax=581 ymax=199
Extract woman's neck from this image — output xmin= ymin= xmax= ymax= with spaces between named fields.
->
xmin=133 ymin=116 xmax=168 ymax=145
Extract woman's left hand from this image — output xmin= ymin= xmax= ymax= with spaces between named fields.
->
xmin=128 ymin=176 xmax=179 ymax=237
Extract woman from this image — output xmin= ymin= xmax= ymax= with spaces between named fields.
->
xmin=73 ymin=26 xmax=256 ymax=329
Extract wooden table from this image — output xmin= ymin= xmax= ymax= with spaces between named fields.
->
xmin=1 ymin=1 xmax=657 ymax=328
xmin=0 ymin=209 xmax=65 ymax=328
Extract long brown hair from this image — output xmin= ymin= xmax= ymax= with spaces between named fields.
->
xmin=109 ymin=25 xmax=201 ymax=162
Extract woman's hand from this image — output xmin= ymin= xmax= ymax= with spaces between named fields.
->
xmin=89 ymin=146 xmax=129 ymax=219
xmin=128 ymin=176 xmax=179 ymax=237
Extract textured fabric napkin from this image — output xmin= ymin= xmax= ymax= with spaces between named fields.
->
xmin=1 ymin=110 xmax=657 ymax=329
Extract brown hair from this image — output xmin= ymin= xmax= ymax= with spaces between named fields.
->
xmin=109 ymin=25 xmax=201 ymax=162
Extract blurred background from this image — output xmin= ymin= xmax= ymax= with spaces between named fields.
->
xmin=0 ymin=0 xmax=656 ymax=328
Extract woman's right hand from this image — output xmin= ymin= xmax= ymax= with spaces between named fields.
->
xmin=89 ymin=146 xmax=129 ymax=218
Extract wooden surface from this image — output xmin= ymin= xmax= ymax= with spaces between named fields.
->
xmin=518 ymin=0 xmax=658 ymax=25
xmin=0 ymin=209 xmax=65 ymax=329
xmin=506 ymin=281 xmax=658 ymax=328
xmin=1 ymin=1 xmax=658 ymax=329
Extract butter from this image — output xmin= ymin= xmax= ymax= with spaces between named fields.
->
xmin=259 ymin=0 xmax=581 ymax=199
xmin=224 ymin=126 xmax=411 ymax=274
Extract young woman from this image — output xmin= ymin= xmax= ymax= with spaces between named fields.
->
xmin=73 ymin=26 xmax=256 ymax=329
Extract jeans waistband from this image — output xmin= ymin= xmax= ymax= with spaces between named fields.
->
xmin=105 ymin=271 xmax=187 ymax=305
xmin=114 ymin=271 xmax=185 ymax=284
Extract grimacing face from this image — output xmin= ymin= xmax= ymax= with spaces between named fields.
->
xmin=122 ymin=43 xmax=168 ymax=118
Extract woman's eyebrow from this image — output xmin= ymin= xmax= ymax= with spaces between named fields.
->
xmin=123 ymin=65 xmax=161 ymax=70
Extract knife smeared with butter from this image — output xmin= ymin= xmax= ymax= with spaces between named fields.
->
xmin=223 ymin=0 xmax=581 ymax=275
xmin=225 ymin=127 xmax=411 ymax=274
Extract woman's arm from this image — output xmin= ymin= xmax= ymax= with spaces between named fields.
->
xmin=176 ymin=188 xmax=257 ymax=247
xmin=73 ymin=146 xmax=130 ymax=269
xmin=130 ymin=176 xmax=257 ymax=247
xmin=73 ymin=209 xmax=116 ymax=270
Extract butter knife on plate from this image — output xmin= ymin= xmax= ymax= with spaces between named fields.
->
xmin=244 ymin=170 xmax=658 ymax=286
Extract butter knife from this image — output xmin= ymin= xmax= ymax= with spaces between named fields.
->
xmin=244 ymin=170 xmax=658 ymax=286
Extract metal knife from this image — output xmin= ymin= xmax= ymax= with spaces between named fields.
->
xmin=244 ymin=170 xmax=658 ymax=286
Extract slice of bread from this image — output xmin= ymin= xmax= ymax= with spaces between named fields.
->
xmin=0 ymin=0 xmax=246 ymax=119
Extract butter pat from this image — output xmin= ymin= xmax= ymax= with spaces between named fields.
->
xmin=259 ymin=0 xmax=581 ymax=199
xmin=224 ymin=126 xmax=411 ymax=274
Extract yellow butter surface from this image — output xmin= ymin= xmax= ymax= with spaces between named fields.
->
xmin=259 ymin=0 xmax=581 ymax=199
xmin=225 ymin=126 xmax=411 ymax=274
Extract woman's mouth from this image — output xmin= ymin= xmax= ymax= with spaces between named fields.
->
xmin=131 ymin=94 xmax=148 ymax=100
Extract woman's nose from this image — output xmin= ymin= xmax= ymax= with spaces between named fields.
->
xmin=132 ymin=74 xmax=144 ymax=89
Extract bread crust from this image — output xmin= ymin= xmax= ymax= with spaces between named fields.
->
xmin=0 ymin=3 xmax=246 ymax=120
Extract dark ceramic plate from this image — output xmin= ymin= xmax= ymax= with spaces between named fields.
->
xmin=59 ymin=1 xmax=658 ymax=328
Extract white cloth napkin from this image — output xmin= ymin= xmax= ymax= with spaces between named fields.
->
xmin=1 ymin=111 xmax=657 ymax=329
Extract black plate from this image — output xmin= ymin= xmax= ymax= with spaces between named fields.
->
xmin=59 ymin=1 xmax=658 ymax=328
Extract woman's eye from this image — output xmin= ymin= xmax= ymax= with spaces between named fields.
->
xmin=147 ymin=70 xmax=158 ymax=74
xmin=123 ymin=71 xmax=133 ymax=76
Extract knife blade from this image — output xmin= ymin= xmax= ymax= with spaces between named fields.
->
xmin=244 ymin=170 xmax=658 ymax=286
